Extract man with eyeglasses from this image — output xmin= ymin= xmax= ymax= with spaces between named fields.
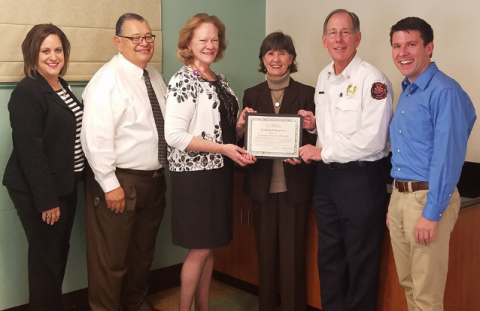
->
xmin=81 ymin=13 xmax=166 ymax=311
xmin=298 ymin=9 xmax=393 ymax=311
xmin=388 ymin=17 xmax=476 ymax=311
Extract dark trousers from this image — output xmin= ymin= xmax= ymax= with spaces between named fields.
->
xmin=85 ymin=167 xmax=166 ymax=311
xmin=313 ymin=161 xmax=386 ymax=311
xmin=252 ymin=192 xmax=309 ymax=311
xmin=7 ymin=185 xmax=78 ymax=311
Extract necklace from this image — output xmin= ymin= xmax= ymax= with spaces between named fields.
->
xmin=57 ymin=80 xmax=67 ymax=98
xmin=192 ymin=64 xmax=214 ymax=81
xmin=271 ymin=89 xmax=285 ymax=108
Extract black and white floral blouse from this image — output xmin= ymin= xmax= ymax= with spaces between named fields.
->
xmin=164 ymin=65 xmax=239 ymax=172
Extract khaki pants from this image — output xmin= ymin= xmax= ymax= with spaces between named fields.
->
xmin=388 ymin=184 xmax=460 ymax=311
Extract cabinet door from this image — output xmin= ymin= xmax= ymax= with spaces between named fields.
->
xmin=244 ymin=201 xmax=259 ymax=285
xmin=305 ymin=208 xmax=322 ymax=309
xmin=214 ymin=172 xmax=259 ymax=285
xmin=214 ymin=194 xmax=250 ymax=280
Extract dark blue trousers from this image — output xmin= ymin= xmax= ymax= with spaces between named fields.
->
xmin=313 ymin=160 xmax=386 ymax=311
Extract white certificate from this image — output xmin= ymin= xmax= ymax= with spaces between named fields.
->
xmin=245 ymin=113 xmax=303 ymax=159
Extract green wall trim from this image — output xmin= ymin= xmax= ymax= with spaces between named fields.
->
xmin=0 ymin=81 xmax=87 ymax=89
xmin=0 ymin=83 xmax=17 ymax=89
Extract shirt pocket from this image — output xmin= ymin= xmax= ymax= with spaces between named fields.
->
xmin=334 ymin=99 xmax=360 ymax=136
xmin=112 ymin=92 xmax=137 ymax=125
xmin=405 ymin=113 xmax=433 ymax=142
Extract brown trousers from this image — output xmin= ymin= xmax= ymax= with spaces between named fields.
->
xmin=85 ymin=167 xmax=166 ymax=311
xmin=252 ymin=192 xmax=309 ymax=311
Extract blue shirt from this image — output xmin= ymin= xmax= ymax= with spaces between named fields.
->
xmin=390 ymin=62 xmax=476 ymax=221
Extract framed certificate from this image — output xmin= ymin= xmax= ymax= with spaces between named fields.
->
xmin=244 ymin=113 xmax=303 ymax=159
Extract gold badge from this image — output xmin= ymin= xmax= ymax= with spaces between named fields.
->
xmin=346 ymin=84 xmax=356 ymax=98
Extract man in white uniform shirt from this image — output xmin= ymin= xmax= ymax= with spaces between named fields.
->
xmin=299 ymin=9 xmax=393 ymax=311
xmin=81 ymin=13 xmax=166 ymax=311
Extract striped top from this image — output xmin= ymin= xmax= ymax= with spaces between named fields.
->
xmin=56 ymin=87 xmax=85 ymax=172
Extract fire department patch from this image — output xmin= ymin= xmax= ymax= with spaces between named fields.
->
xmin=371 ymin=82 xmax=388 ymax=100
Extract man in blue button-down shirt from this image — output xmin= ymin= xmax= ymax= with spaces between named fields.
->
xmin=388 ymin=17 xmax=476 ymax=311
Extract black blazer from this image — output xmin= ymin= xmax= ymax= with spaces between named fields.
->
xmin=241 ymin=78 xmax=317 ymax=205
xmin=3 ymin=73 xmax=82 ymax=212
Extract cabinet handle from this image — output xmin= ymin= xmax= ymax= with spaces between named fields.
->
xmin=247 ymin=210 xmax=251 ymax=227
xmin=240 ymin=208 xmax=243 ymax=224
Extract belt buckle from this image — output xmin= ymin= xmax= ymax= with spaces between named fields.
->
xmin=395 ymin=180 xmax=408 ymax=192
xmin=153 ymin=171 xmax=160 ymax=178
xmin=400 ymin=181 xmax=409 ymax=192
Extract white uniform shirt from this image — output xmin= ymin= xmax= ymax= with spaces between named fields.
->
xmin=314 ymin=53 xmax=393 ymax=164
xmin=81 ymin=53 xmax=167 ymax=192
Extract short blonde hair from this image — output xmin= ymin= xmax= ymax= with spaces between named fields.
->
xmin=177 ymin=13 xmax=227 ymax=65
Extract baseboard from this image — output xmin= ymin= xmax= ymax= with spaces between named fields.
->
xmin=212 ymin=270 xmax=259 ymax=297
xmin=212 ymin=270 xmax=322 ymax=311
xmin=2 ymin=263 xmax=183 ymax=311
xmin=147 ymin=263 xmax=182 ymax=294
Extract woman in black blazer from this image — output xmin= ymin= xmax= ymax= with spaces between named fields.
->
xmin=237 ymin=32 xmax=317 ymax=311
xmin=2 ymin=24 xmax=84 ymax=311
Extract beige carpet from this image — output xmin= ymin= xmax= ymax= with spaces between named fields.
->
xmin=147 ymin=279 xmax=259 ymax=311
xmin=209 ymin=290 xmax=259 ymax=311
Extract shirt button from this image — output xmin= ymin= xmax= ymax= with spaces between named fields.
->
xmin=439 ymin=214 xmax=442 ymax=216
xmin=399 ymin=130 xmax=402 ymax=133
xmin=449 ymin=194 xmax=452 ymax=197
xmin=408 ymin=94 xmax=411 ymax=96
xmin=397 ymin=168 xmax=401 ymax=171
xmin=402 ymin=111 xmax=405 ymax=113
xmin=397 ymin=150 xmax=400 ymax=152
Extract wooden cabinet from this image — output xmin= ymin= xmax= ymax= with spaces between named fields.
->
xmin=214 ymin=172 xmax=259 ymax=285
xmin=305 ymin=208 xmax=322 ymax=308
xmin=215 ymin=172 xmax=480 ymax=310
xmin=305 ymin=204 xmax=480 ymax=311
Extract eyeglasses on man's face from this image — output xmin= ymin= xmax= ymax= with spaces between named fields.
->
xmin=326 ymin=30 xmax=354 ymax=39
xmin=118 ymin=35 xmax=156 ymax=44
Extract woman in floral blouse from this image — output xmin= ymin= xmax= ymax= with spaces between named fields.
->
xmin=164 ymin=13 xmax=254 ymax=311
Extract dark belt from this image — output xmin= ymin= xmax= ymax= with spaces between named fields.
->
xmin=328 ymin=161 xmax=369 ymax=170
xmin=116 ymin=167 xmax=164 ymax=178
xmin=394 ymin=180 xmax=429 ymax=193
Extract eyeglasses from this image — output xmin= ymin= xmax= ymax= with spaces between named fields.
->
xmin=326 ymin=30 xmax=354 ymax=39
xmin=118 ymin=35 xmax=156 ymax=44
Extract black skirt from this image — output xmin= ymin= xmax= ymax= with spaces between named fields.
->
xmin=171 ymin=159 xmax=234 ymax=249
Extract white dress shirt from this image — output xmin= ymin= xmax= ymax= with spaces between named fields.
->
xmin=81 ymin=53 xmax=167 ymax=192
xmin=314 ymin=53 xmax=393 ymax=163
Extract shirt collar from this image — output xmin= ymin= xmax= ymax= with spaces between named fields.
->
xmin=327 ymin=53 xmax=362 ymax=81
xmin=342 ymin=53 xmax=362 ymax=79
xmin=116 ymin=52 xmax=146 ymax=80
xmin=401 ymin=62 xmax=438 ymax=92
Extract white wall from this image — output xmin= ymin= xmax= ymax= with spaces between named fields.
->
xmin=267 ymin=0 xmax=480 ymax=162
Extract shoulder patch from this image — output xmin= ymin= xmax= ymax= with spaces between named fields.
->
xmin=371 ymin=82 xmax=388 ymax=100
